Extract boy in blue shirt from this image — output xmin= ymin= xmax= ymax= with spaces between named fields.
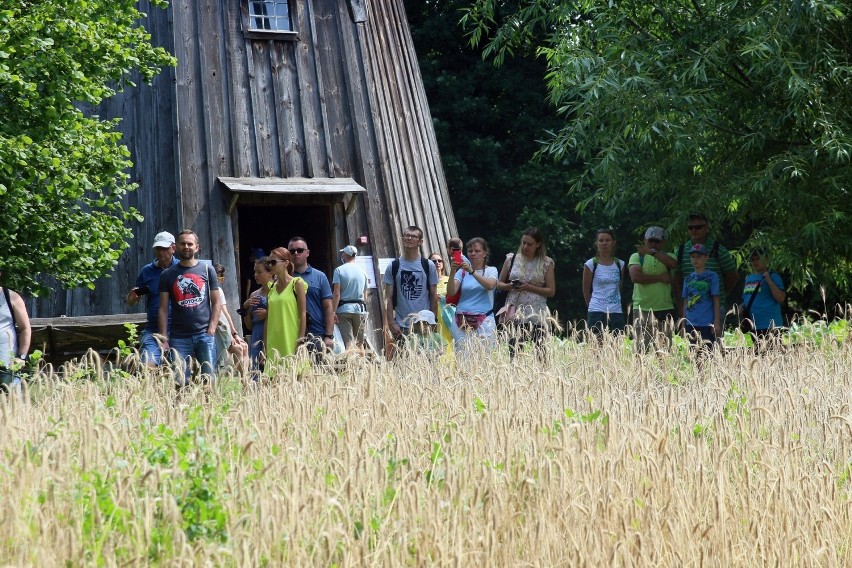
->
xmin=681 ymin=243 xmax=720 ymax=351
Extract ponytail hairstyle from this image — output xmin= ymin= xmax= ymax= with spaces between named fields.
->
xmin=269 ymin=247 xmax=294 ymax=276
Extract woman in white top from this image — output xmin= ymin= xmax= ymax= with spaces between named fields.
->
xmin=496 ymin=227 xmax=556 ymax=359
xmin=582 ymin=229 xmax=626 ymax=337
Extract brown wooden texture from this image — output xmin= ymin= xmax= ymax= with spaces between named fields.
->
xmin=30 ymin=314 xmax=148 ymax=366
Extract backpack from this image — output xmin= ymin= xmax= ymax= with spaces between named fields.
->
xmin=390 ymin=257 xmax=434 ymax=310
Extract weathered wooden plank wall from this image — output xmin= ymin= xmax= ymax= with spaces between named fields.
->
xmin=28 ymin=0 xmax=458 ymax=332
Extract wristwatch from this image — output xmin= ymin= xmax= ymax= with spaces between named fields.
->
xmin=322 ymin=334 xmax=334 ymax=340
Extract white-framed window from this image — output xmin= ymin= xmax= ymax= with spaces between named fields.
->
xmin=247 ymin=0 xmax=291 ymax=32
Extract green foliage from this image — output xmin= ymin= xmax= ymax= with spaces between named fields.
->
xmin=462 ymin=0 xmax=852 ymax=297
xmin=0 ymin=0 xmax=175 ymax=294
xmin=139 ymin=405 xmax=229 ymax=550
xmin=115 ymin=322 xmax=140 ymax=358
xmin=406 ymin=0 xmax=603 ymax=320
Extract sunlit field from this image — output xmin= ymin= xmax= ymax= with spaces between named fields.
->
xmin=1 ymin=324 xmax=851 ymax=566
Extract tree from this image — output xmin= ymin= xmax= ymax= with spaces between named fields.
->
xmin=463 ymin=0 xmax=852 ymax=300
xmin=407 ymin=0 xmax=647 ymax=321
xmin=0 ymin=0 xmax=175 ymax=294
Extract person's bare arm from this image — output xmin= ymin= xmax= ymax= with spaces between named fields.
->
xmin=429 ymin=284 xmax=438 ymax=320
xmin=208 ymin=289 xmax=222 ymax=336
xmin=763 ymin=273 xmax=787 ymax=304
xmin=126 ymin=287 xmax=142 ymax=306
xmin=331 ymin=283 xmax=341 ymax=313
xmin=322 ymin=297 xmax=335 ymax=348
xmin=383 ymin=283 xmax=400 ymax=335
xmin=158 ymin=291 xmax=170 ymax=338
xmin=296 ymin=280 xmax=308 ymax=339
xmin=9 ymin=291 xmax=31 ymax=356
xmin=496 ymin=256 xmax=512 ymax=292
xmin=582 ymin=265 xmax=592 ymax=306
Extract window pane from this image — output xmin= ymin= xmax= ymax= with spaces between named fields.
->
xmin=248 ymin=0 xmax=291 ymax=31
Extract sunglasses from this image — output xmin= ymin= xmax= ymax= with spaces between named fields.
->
xmin=288 ymin=248 xmax=306 ymax=254
xmin=687 ymin=224 xmax=707 ymax=231
xmin=265 ymin=258 xmax=284 ymax=266
xmin=646 ymin=238 xmax=662 ymax=243
xmin=431 ymin=258 xmax=443 ymax=263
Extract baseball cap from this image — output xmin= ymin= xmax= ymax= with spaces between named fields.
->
xmin=644 ymin=226 xmax=666 ymax=240
xmin=152 ymin=231 xmax=175 ymax=248
xmin=250 ymin=247 xmax=266 ymax=259
xmin=689 ymin=243 xmax=709 ymax=256
xmin=340 ymin=245 xmax=358 ymax=257
xmin=409 ymin=310 xmax=436 ymax=326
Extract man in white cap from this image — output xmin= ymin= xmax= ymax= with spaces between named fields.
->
xmin=331 ymin=245 xmax=368 ymax=350
xmin=126 ymin=230 xmax=177 ymax=366
xmin=628 ymin=226 xmax=677 ymax=352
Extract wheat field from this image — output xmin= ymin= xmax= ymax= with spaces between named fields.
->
xmin=0 ymin=333 xmax=850 ymax=566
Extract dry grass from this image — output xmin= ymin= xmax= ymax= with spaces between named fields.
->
xmin=0 ymin=334 xmax=850 ymax=566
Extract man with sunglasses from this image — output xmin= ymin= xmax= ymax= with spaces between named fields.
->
xmin=628 ymin=226 xmax=677 ymax=352
xmin=288 ymin=236 xmax=335 ymax=356
xmin=672 ymin=213 xmax=738 ymax=324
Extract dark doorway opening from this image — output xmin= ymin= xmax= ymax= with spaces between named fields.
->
xmin=236 ymin=203 xmax=333 ymax=303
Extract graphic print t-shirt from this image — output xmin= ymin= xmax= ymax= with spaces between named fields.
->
xmin=382 ymin=257 xmax=438 ymax=327
xmin=159 ymin=262 xmax=219 ymax=337
xmin=682 ymin=270 xmax=719 ymax=327
xmin=742 ymin=272 xmax=785 ymax=330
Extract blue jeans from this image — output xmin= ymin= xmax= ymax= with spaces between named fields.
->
xmin=587 ymin=311 xmax=626 ymax=336
xmin=168 ymin=332 xmax=217 ymax=386
xmin=139 ymin=329 xmax=165 ymax=366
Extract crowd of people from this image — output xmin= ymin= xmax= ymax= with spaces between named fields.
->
xmin=0 ymin=212 xmax=790 ymax=392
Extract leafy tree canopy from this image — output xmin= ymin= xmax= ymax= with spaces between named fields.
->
xmin=463 ymin=0 xmax=852 ymax=297
xmin=0 ymin=0 xmax=174 ymax=294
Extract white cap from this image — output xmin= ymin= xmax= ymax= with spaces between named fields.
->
xmin=409 ymin=310 xmax=436 ymax=326
xmin=340 ymin=245 xmax=358 ymax=257
xmin=152 ymin=231 xmax=175 ymax=248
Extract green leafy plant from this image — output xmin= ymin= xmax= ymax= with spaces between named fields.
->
xmin=139 ymin=405 xmax=229 ymax=552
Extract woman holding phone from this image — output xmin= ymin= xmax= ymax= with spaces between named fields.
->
xmin=496 ymin=227 xmax=556 ymax=358
xmin=446 ymin=237 xmax=498 ymax=353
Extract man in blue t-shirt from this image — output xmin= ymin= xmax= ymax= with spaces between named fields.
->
xmin=126 ymin=231 xmax=178 ymax=366
xmin=382 ymin=225 xmax=439 ymax=338
xmin=289 ymin=236 xmax=335 ymax=357
xmin=158 ymin=230 xmax=221 ymax=384
xmin=681 ymin=243 xmax=720 ymax=351
xmin=332 ymin=245 xmax=369 ymax=350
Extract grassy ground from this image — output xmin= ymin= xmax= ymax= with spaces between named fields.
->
xmin=0 ymin=330 xmax=850 ymax=566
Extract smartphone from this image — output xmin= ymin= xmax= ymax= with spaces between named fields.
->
xmin=511 ymin=279 xmax=521 ymax=288
xmin=134 ymin=285 xmax=150 ymax=296
xmin=451 ymin=248 xmax=462 ymax=265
